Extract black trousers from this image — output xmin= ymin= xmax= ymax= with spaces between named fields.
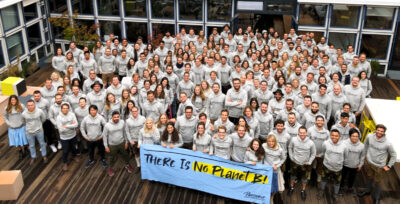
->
xmin=88 ymin=139 xmax=105 ymax=161
xmin=43 ymin=120 xmax=57 ymax=145
xmin=341 ymin=166 xmax=358 ymax=188
xmin=61 ymin=137 xmax=78 ymax=163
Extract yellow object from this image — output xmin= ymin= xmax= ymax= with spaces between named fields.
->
xmin=396 ymin=97 xmax=400 ymax=101
xmin=359 ymin=110 xmax=376 ymax=143
xmin=0 ymin=77 xmax=26 ymax=96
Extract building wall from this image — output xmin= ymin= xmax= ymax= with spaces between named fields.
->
xmin=0 ymin=0 xmax=53 ymax=73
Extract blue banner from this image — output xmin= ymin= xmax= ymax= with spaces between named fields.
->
xmin=140 ymin=144 xmax=273 ymax=204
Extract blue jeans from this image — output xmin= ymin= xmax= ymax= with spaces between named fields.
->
xmin=27 ymin=132 xmax=47 ymax=158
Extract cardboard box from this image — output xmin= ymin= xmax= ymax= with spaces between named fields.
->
xmin=0 ymin=170 xmax=24 ymax=200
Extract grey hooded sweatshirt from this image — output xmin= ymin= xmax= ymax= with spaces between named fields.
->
xmin=207 ymin=91 xmax=226 ymax=121
xmin=225 ymin=87 xmax=248 ymax=118
xmin=175 ymin=115 xmax=198 ymax=143
xmin=102 ymin=120 xmax=126 ymax=148
xmin=22 ymin=108 xmax=46 ymax=136
xmin=125 ymin=115 xmax=146 ymax=143
xmin=364 ymin=133 xmax=397 ymax=168
xmin=138 ymin=128 xmax=160 ymax=145
xmin=255 ymin=110 xmax=274 ymax=140
xmin=193 ymin=133 xmax=212 ymax=153
xmin=262 ymin=143 xmax=286 ymax=171
xmin=80 ymin=114 xmax=106 ymax=141
xmin=343 ymin=138 xmax=365 ymax=169
xmin=210 ymin=135 xmax=233 ymax=160
xmin=161 ymin=134 xmax=183 ymax=148
xmin=244 ymin=149 xmax=263 ymax=164
xmin=56 ymin=111 xmax=78 ymax=140
xmin=289 ymin=135 xmax=316 ymax=165
xmin=230 ymin=132 xmax=252 ymax=162
xmin=343 ymin=85 xmax=366 ymax=112
xmin=320 ymin=139 xmax=348 ymax=172
xmin=98 ymin=55 xmax=115 ymax=74
xmin=308 ymin=126 xmax=330 ymax=155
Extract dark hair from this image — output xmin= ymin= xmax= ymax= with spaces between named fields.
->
xmin=249 ymin=98 xmax=259 ymax=111
xmin=89 ymin=105 xmax=98 ymax=112
xmin=112 ymin=111 xmax=120 ymax=116
xmin=26 ymin=99 xmax=35 ymax=104
xmin=349 ymin=128 xmax=360 ymax=138
xmin=340 ymin=112 xmax=349 ymax=118
xmin=123 ymin=100 xmax=135 ymax=120
xmin=299 ymin=126 xmax=307 ymax=132
xmin=330 ymin=129 xmax=340 ymax=135
xmin=375 ymin=124 xmax=387 ymax=132
xmin=274 ymin=119 xmax=284 ymax=127
xmin=249 ymin=138 xmax=265 ymax=161
xmin=161 ymin=122 xmax=180 ymax=143
xmin=196 ymin=122 xmax=206 ymax=139
xmin=315 ymin=115 xmax=325 ymax=121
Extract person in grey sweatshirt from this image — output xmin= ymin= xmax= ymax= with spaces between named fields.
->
xmin=82 ymin=70 xmax=103 ymax=94
xmin=343 ymin=76 xmax=366 ymax=117
xmin=207 ymin=83 xmax=226 ymax=121
xmin=262 ymin=134 xmax=286 ymax=195
xmin=175 ymin=106 xmax=198 ymax=149
xmin=331 ymin=112 xmax=355 ymax=141
xmin=67 ymin=85 xmax=86 ymax=111
xmin=209 ymin=126 xmax=233 ymax=160
xmin=341 ymin=128 xmax=365 ymax=194
xmin=161 ymin=122 xmax=183 ymax=148
xmin=311 ymin=84 xmax=332 ymax=120
xmin=56 ymin=103 xmax=79 ymax=171
xmin=86 ymin=81 xmax=107 ymax=113
xmin=328 ymin=84 xmax=348 ymax=121
xmin=255 ymin=102 xmax=274 ymax=142
xmin=244 ymin=139 xmax=265 ymax=165
xmin=212 ymin=110 xmax=235 ymax=135
xmin=98 ymin=48 xmax=116 ymax=86
xmin=52 ymin=48 xmax=66 ymax=73
xmin=177 ymin=72 xmax=195 ymax=98
xmin=288 ymin=126 xmax=316 ymax=201
xmin=358 ymin=124 xmax=397 ymax=203
xmin=103 ymin=111 xmax=134 ymax=176
xmin=22 ymin=100 xmax=47 ymax=164
xmin=308 ymin=116 xmax=330 ymax=182
xmin=125 ymin=106 xmax=146 ymax=168
xmin=230 ymin=125 xmax=252 ymax=162
xmin=41 ymin=79 xmax=58 ymax=102
xmin=115 ymin=50 xmax=129 ymax=78
xmin=301 ymin=102 xmax=326 ymax=129
xmin=193 ymin=122 xmax=212 ymax=153
xmin=285 ymin=113 xmax=301 ymax=139
xmin=225 ymin=78 xmax=248 ymax=124
xmin=317 ymin=129 xmax=348 ymax=201
xmin=79 ymin=51 xmax=98 ymax=79
xmin=80 ymin=105 xmax=107 ymax=168
xmin=138 ymin=118 xmax=161 ymax=147
xmin=270 ymin=119 xmax=291 ymax=154
xmin=48 ymin=94 xmax=64 ymax=149
xmin=141 ymin=91 xmax=164 ymax=122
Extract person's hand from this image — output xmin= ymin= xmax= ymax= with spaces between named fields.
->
xmin=213 ymin=133 xmax=217 ymax=139
xmin=86 ymin=138 xmax=91 ymax=142
xmin=169 ymin=144 xmax=174 ymax=148
xmin=227 ymin=99 xmax=232 ymax=102
xmin=131 ymin=141 xmax=135 ymax=145
xmin=349 ymin=123 xmax=356 ymax=128
xmin=238 ymin=101 xmax=243 ymax=105
xmin=97 ymin=137 xmax=102 ymax=141
xmin=357 ymin=165 xmax=362 ymax=171
xmin=193 ymin=147 xmax=197 ymax=151
xmin=209 ymin=152 xmax=213 ymax=155
xmin=355 ymin=112 xmax=361 ymax=116
xmin=125 ymin=143 xmax=128 ymax=150
xmin=105 ymin=148 xmax=110 ymax=153
xmin=273 ymin=165 xmax=278 ymax=171
xmin=210 ymin=124 xmax=215 ymax=131
xmin=251 ymin=162 xmax=256 ymax=165
xmin=383 ymin=166 xmax=390 ymax=171
xmin=137 ymin=144 xmax=141 ymax=149
xmin=63 ymin=125 xmax=67 ymax=128
xmin=162 ymin=143 xmax=167 ymax=148
xmin=315 ymin=154 xmax=319 ymax=158
xmin=203 ymin=149 xmax=208 ymax=153
xmin=305 ymin=162 xmax=309 ymax=165
xmin=71 ymin=121 xmax=76 ymax=124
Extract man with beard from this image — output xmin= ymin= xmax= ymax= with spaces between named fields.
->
xmin=207 ymin=83 xmax=226 ymax=122
xmin=225 ymin=78 xmax=247 ymax=124
xmin=301 ymin=102 xmax=325 ymax=129
xmin=277 ymin=99 xmax=299 ymax=122
xmin=269 ymin=89 xmax=285 ymax=119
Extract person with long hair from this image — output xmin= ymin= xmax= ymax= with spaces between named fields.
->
xmin=244 ymin=138 xmax=265 ymax=165
xmin=126 ymin=58 xmax=137 ymax=77
xmin=125 ymin=106 xmax=145 ymax=171
xmin=156 ymin=113 xmax=169 ymax=136
xmin=154 ymin=84 xmax=168 ymax=112
xmin=161 ymin=122 xmax=183 ymax=149
xmin=243 ymin=106 xmax=260 ymax=137
xmin=129 ymin=85 xmax=140 ymax=109
xmin=138 ymin=118 xmax=160 ymax=147
xmin=4 ymin=95 xmax=28 ymax=159
xmin=237 ymin=116 xmax=254 ymax=138
xmin=52 ymin=48 xmax=66 ymax=73
xmin=62 ymin=76 xmax=72 ymax=96
xmin=64 ymin=51 xmax=77 ymax=75
xmin=51 ymin=71 xmax=63 ymax=88
xmin=263 ymin=134 xmax=286 ymax=199
xmin=191 ymin=85 xmax=207 ymax=114
xmin=103 ymin=93 xmax=122 ymax=121
xmin=192 ymin=122 xmax=211 ymax=153
xmin=122 ymin=100 xmax=135 ymax=120
xmin=120 ymin=89 xmax=131 ymax=108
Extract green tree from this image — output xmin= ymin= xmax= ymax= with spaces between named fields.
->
xmin=49 ymin=11 xmax=100 ymax=47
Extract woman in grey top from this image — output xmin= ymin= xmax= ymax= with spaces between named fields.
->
xmin=103 ymin=93 xmax=122 ymax=121
xmin=52 ymin=48 xmax=66 ymax=73
xmin=244 ymin=139 xmax=264 ymax=165
xmin=262 ymin=134 xmax=286 ymax=195
xmin=3 ymin=95 xmax=28 ymax=159
xmin=192 ymin=122 xmax=211 ymax=153
xmin=161 ymin=122 xmax=183 ymax=149
xmin=138 ymin=118 xmax=160 ymax=147
xmin=209 ymin=126 xmax=233 ymax=160
xmin=359 ymin=71 xmax=372 ymax=97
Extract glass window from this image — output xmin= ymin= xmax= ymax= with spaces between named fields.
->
xmin=208 ymin=0 xmax=232 ymax=21
xmin=6 ymin=32 xmax=24 ymax=60
xmin=48 ymin=0 xmax=68 ymax=13
xmin=299 ymin=4 xmax=327 ymax=26
xmin=267 ymin=4 xmax=294 ymax=12
xmin=391 ymin=29 xmax=400 ymax=71
xmin=152 ymin=23 xmax=175 ymax=41
xmin=297 ymin=31 xmax=325 ymax=44
xmin=24 ymin=3 xmax=38 ymax=22
xmin=74 ymin=19 xmax=95 ymax=29
xmin=1 ymin=5 xmax=19 ymax=31
xmin=151 ymin=0 xmax=174 ymax=19
xmin=364 ymin=7 xmax=395 ymax=30
xmin=124 ymin=0 xmax=146 ymax=17
xmin=97 ymin=0 xmax=119 ymax=16
xmin=328 ymin=32 xmax=356 ymax=50
xmin=360 ymin=34 xmax=390 ymax=59
xmin=0 ymin=41 xmax=4 ymax=67
xmin=100 ymin=21 xmax=121 ymax=41
xmin=71 ymin=0 xmax=93 ymax=15
xmin=37 ymin=46 xmax=46 ymax=60
xmin=52 ymin=24 xmax=64 ymax=39
xmin=27 ymin=23 xmax=42 ymax=50
xmin=179 ymin=0 xmax=202 ymax=20
xmin=126 ymin=22 xmax=148 ymax=43
xmin=179 ymin=25 xmax=203 ymax=36
xmin=331 ymin=5 xmax=360 ymax=28
xmin=207 ymin=26 xmax=223 ymax=37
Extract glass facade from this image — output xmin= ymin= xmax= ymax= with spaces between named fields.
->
xmin=124 ymin=0 xmax=147 ymax=17
xmin=299 ymin=4 xmax=327 ymax=26
xmin=1 ymin=5 xmax=19 ymax=31
xmin=207 ymin=0 xmax=232 ymax=21
xmin=6 ymin=32 xmax=24 ymax=60
xmin=97 ymin=0 xmax=120 ymax=16
xmin=330 ymin=5 xmax=360 ymax=28
xmin=24 ymin=3 xmax=38 ymax=22
xmin=328 ymin=32 xmax=356 ymax=50
xmin=100 ymin=21 xmax=121 ymax=40
xmin=151 ymin=0 xmax=174 ymax=19
xmin=0 ymin=41 xmax=4 ymax=67
xmin=364 ymin=7 xmax=395 ymax=30
xmin=179 ymin=0 xmax=202 ymax=20
xmin=360 ymin=34 xmax=390 ymax=59
xmin=71 ymin=0 xmax=94 ymax=15
xmin=126 ymin=22 xmax=148 ymax=43
xmin=152 ymin=23 xmax=175 ymax=41
xmin=27 ymin=23 xmax=42 ymax=50
xmin=392 ymin=30 xmax=400 ymax=71
xmin=49 ymin=0 xmax=68 ymax=13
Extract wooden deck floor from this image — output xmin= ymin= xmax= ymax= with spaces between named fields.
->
xmin=1 ymin=73 xmax=400 ymax=204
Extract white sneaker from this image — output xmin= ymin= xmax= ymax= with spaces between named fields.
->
xmin=57 ymin=142 xmax=62 ymax=150
xmin=50 ymin=144 xmax=57 ymax=153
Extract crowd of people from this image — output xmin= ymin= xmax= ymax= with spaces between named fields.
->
xmin=3 ymin=24 xmax=396 ymax=203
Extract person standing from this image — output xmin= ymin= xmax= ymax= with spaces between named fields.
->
xmin=56 ymin=103 xmax=79 ymax=171
xmin=161 ymin=122 xmax=183 ymax=148
xmin=358 ymin=124 xmax=397 ymax=203
xmin=317 ymin=129 xmax=348 ymax=201
xmin=308 ymin=116 xmax=330 ymax=183
xmin=192 ymin=122 xmax=212 ymax=153
xmin=103 ymin=111 xmax=134 ymax=176
xmin=288 ymin=126 xmax=316 ymax=201
xmin=209 ymin=126 xmax=233 ymax=160
xmin=22 ymin=100 xmax=47 ymax=164
xmin=225 ymin=78 xmax=248 ymax=124
xmin=125 ymin=106 xmax=146 ymax=170
xmin=4 ymin=95 xmax=28 ymax=159
xmin=80 ymin=105 xmax=107 ymax=169
xmin=175 ymin=106 xmax=198 ymax=149
xmin=230 ymin=125 xmax=252 ymax=162
xmin=98 ymin=48 xmax=115 ymax=86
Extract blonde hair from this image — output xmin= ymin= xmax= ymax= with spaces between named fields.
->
xmin=267 ymin=134 xmax=279 ymax=149
xmin=144 ymin=118 xmax=156 ymax=133
xmin=51 ymin=72 xmax=62 ymax=83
